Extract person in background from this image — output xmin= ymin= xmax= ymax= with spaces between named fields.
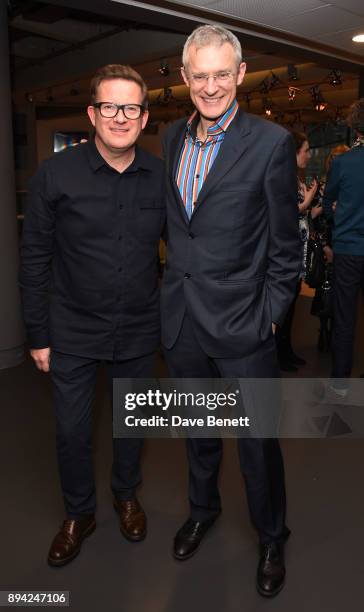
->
xmin=276 ymin=130 xmax=322 ymax=371
xmin=310 ymin=145 xmax=349 ymax=352
xmin=323 ymin=98 xmax=364 ymax=396
xmin=20 ymin=65 xmax=165 ymax=566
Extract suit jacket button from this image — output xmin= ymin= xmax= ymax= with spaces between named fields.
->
xmin=184 ymin=273 xmax=191 ymax=279
xmin=188 ymin=232 xmax=195 ymax=239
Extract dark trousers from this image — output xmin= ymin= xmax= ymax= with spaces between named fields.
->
xmin=332 ymin=253 xmax=364 ymax=380
xmin=163 ymin=315 xmax=288 ymax=545
xmin=276 ymin=281 xmax=301 ymax=359
xmin=50 ymin=350 xmax=156 ymax=519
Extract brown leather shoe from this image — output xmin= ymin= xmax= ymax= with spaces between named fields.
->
xmin=48 ymin=515 xmax=96 ymax=567
xmin=113 ymin=498 xmax=146 ymax=542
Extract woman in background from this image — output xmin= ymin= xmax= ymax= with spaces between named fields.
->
xmin=276 ymin=130 xmax=321 ymax=371
xmin=310 ymin=144 xmax=349 ymax=352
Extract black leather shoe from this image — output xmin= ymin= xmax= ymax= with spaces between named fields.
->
xmin=256 ymin=542 xmax=285 ymax=597
xmin=173 ymin=517 xmax=217 ymax=560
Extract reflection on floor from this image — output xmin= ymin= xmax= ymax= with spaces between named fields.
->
xmin=0 ymin=295 xmax=363 ymax=612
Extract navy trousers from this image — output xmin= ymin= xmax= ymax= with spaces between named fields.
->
xmin=332 ymin=253 xmax=364 ymax=381
xmin=50 ymin=350 xmax=155 ymax=519
xmin=164 ymin=314 xmax=289 ymax=545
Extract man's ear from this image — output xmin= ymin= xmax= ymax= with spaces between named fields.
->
xmin=181 ymin=66 xmax=189 ymax=88
xmin=237 ymin=62 xmax=247 ymax=86
xmin=87 ymin=105 xmax=96 ymax=127
xmin=141 ymin=109 xmax=149 ymax=131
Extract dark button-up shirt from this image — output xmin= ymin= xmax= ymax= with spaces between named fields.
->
xmin=20 ymin=141 xmax=165 ymax=360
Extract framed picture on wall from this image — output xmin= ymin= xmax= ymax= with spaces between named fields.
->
xmin=53 ymin=131 xmax=89 ymax=153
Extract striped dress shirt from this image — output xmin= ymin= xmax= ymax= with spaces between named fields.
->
xmin=176 ymin=100 xmax=239 ymax=218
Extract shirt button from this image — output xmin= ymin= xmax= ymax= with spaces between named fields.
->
xmin=184 ymin=273 xmax=191 ymax=279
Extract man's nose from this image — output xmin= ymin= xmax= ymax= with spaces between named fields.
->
xmin=205 ymin=76 xmax=219 ymax=95
xmin=114 ymin=108 xmax=127 ymax=122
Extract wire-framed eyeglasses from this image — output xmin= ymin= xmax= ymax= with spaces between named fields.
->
xmin=188 ymin=71 xmax=235 ymax=85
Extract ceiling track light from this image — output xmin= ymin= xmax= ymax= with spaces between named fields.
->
xmin=310 ymin=86 xmax=327 ymax=112
xmin=288 ymin=86 xmax=299 ymax=102
xmin=328 ymin=69 xmax=342 ymax=86
xmin=263 ymin=97 xmax=273 ymax=116
xmin=287 ymin=64 xmax=298 ymax=81
xmin=269 ymin=72 xmax=281 ymax=88
xmin=159 ymin=58 xmax=170 ymax=77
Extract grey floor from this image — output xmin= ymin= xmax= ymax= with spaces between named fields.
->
xmin=1 ymin=295 xmax=364 ymax=612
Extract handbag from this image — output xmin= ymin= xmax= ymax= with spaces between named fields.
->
xmin=305 ymin=236 xmax=326 ymax=288
xmin=310 ymin=271 xmax=333 ymax=318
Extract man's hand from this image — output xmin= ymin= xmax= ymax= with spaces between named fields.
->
xmin=272 ymin=323 xmax=277 ymax=335
xmin=30 ymin=347 xmax=51 ymax=372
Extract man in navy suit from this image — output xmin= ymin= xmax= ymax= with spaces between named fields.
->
xmin=323 ymin=98 xmax=364 ymax=393
xmin=161 ymin=25 xmax=301 ymax=597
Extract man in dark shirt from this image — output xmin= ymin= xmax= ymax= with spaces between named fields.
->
xmin=20 ymin=64 xmax=165 ymax=566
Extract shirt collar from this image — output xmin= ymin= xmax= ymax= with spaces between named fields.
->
xmin=86 ymin=138 xmax=154 ymax=173
xmin=186 ymin=99 xmax=239 ymax=139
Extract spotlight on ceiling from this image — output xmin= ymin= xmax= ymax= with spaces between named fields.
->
xmin=352 ymin=34 xmax=364 ymax=42
xmin=329 ymin=69 xmax=342 ymax=86
xmin=263 ymin=97 xmax=273 ymax=116
xmin=287 ymin=64 xmax=298 ymax=81
xmin=269 ymin=72 xmax=281 ymax=88
xmin=288 ymin=86 xmax=299 ymax=102
xmin=310 ymin=86 xmax=327 ymax=112
xmin=159 ymin=59 xmax=170 ymax=77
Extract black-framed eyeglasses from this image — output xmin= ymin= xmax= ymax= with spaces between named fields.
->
xmin=93 ymin=102 xmax=145 ymax=119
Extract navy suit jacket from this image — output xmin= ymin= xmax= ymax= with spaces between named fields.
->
xmin=161 ymin=109 xmax=301 ymax=358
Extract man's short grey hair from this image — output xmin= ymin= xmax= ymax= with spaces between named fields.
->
xmin=182 ymin=24 xmax=243 ymax=69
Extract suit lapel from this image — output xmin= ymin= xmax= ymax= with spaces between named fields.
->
xmin=167 ymin=121 xmax=190 ymax=224
xmin=192 ymin=110 xmax=251 ymax=216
